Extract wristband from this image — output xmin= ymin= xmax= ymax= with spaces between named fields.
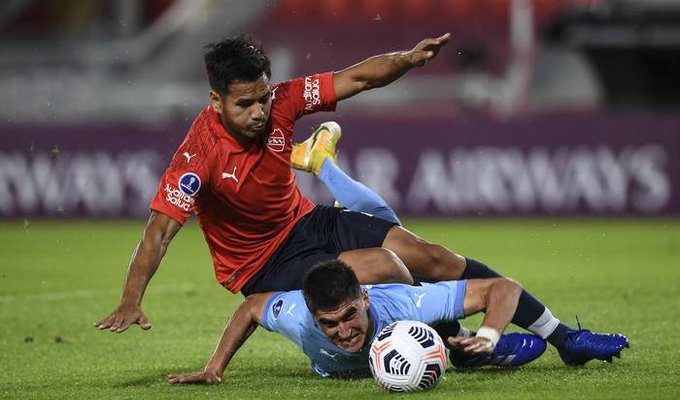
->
xmin=475 ymin=326 xmax=501 ymax=347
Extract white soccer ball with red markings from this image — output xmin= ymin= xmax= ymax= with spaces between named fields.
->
xmin=369 ymin=320 xmax=447 ymax=392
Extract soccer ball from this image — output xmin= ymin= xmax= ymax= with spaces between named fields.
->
xmin=369 ymin=320 xmax=447 ymax=392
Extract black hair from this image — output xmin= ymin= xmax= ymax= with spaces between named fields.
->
xmin=203 ymin=34 xmax=272 ymax=95
xmin=302 ymin=259 xmax=362 ymax=314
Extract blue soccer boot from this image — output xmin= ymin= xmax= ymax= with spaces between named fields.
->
xmin=449 ymin=332 xmax=547 ymax=368
xmin=558 ymin=329 xmax=630 ymax=366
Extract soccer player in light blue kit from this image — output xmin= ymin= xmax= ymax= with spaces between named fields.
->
xmin=169 ymin=259 xmax=542 ymax=383
xmin=291 ymin=121 xmax=630 ymax=367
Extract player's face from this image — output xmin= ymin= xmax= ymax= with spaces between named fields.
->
xmin=210 ymin=73 xmax=272 ymax=143
xmin=313 ymin=292 xmax=372 ymax=353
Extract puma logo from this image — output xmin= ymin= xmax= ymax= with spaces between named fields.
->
xmin=285 ymin=303 xmax=296 ymax=316
xmin=415 ymin=293 xmax=426 ymax=308
xmin=221 ymin=166 xmax=239 ymax=182
xmin=319 ymin=349 xmax=338 ymax=361
xmin=182 ymin=152 xmax=196 ymax=163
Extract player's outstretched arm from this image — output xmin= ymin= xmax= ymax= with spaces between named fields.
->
xmin=94 ymin=211 xmax=182 ymax=333
xmin=168 ymin=292 xmax=272 ymax=385
xmin=448 ymin=278 xmax=523 ymax=353
xmin=333 ymin=33 xmax=451 ymax=101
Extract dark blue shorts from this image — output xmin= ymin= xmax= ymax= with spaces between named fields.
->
xmin=240 ymin=205 xmax=397 ymax=296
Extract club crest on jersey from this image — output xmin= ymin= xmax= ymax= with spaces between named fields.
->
xmin=178 ymin=172 xmax=201 ymax=196
xmin=267 ymin=128 xmax=285 ymax=152
xmin=272 ymin=299 xmax=284 ymax=319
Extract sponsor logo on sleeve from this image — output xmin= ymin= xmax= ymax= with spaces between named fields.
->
xmin=178 ymin=172 xmax=201 ymax=196
xmin=164 ymin=183 xmax=195 ymax=211
xmin=303 ymin=76 xmax=321 ymax=111
xmin=272 ymin=299 xmax=284 ymax=320
xmin=267 ymin=128 xmax=285 ymax=152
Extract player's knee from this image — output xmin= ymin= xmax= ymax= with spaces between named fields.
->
xmin=375 ymin=249 xmax=414 ymax=284
xmin=421 ymin=243 xmax=466 ymax=280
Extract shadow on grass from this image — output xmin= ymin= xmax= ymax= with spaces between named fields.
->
xmin=114 ymin=375 xmax=162 ymax=387
xmin=109 ymin=362 xmax=567 ymax=391
xmin=450 ymin=367 xmax=522 ymax=376
xmin=449 ymin=361 xmax=570 ymax=373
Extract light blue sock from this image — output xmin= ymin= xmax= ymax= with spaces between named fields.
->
xmin=317 ymin=158 xmax=401 ymax=225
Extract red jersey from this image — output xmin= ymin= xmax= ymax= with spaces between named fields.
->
xmin=150 ymin=72 xmax=337 ymax=292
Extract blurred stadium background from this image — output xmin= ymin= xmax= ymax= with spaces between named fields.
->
xmin=1 ymin=0 xmax=679 ymax=219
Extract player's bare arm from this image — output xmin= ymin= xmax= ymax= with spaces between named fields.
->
xmin=448 ymin=278 xmax=523 ymax=354
xmin=168 ymin=292 xmax=272 ymax=384
xmin=94 ymin=211 xmax=182 ymax=332
xmin=333 ymin=33 xmax=451 ymax=101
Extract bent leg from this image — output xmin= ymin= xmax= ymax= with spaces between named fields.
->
xmin=381 ymin=226 xmax=573 ymax=349
xmin=382 ymin=225 xmax=467 ymax=281
xmin=339 ymin=247 xmax=414 ymax=285
xmin=317 ymin=159 xmax=401 ymax=225
xmin=460 ymin=258 xmax=572 ymax=349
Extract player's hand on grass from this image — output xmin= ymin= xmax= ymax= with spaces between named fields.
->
xmin=408 ymin=32 xmax=451 ymax=67
xmin=93 ymin=303 xmax=152 ymax=332
xmin=447 ymin=336 xmax=495 ymax=354
xmin=167 ymin=370 xmax=222 ymax=384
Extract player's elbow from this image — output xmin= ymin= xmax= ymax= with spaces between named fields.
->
xmin=496 ymin=277 xmax=523 ymax=299
xmin=334 ymin=71 xmax=373 ymax=100
xmin=241 ymin=295 xmax=263 ymax=322
xmin=506 ymin=277 xmax=523 ymax=291
xmin=243 ymin=293 xmax=263 ymax=309
xmin=483 ymin=277 xmax=522 ymax=302
xmin=146 ymin=211 xmax=180 ymax=249
xmin=241 ymin=293 xmax=270 ymax=322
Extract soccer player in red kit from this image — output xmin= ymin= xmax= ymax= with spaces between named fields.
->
xmin=94 ymin=33 xmax=452 ymax=330
xmin=95 ymin=35 xmax=629 ymax=367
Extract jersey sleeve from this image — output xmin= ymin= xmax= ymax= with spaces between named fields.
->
xmin=371 ymin=281 xmax=467 ymax=325
xmin=260 ymin=291 xmax=305 ymax=348
xmin=275 ymin=71 xmax=337 ymax=120
xmin=414 ymin=281 xmax=467 ymax=323
xmin=149 ymin=133 xmax=212 ymax=224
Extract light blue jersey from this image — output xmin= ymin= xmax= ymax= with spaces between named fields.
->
xmin=260 ymin=280 xmax=466 ymax=377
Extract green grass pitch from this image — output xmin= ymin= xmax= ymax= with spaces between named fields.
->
xmin=1 ymin=218 xmax=679 ymax=399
